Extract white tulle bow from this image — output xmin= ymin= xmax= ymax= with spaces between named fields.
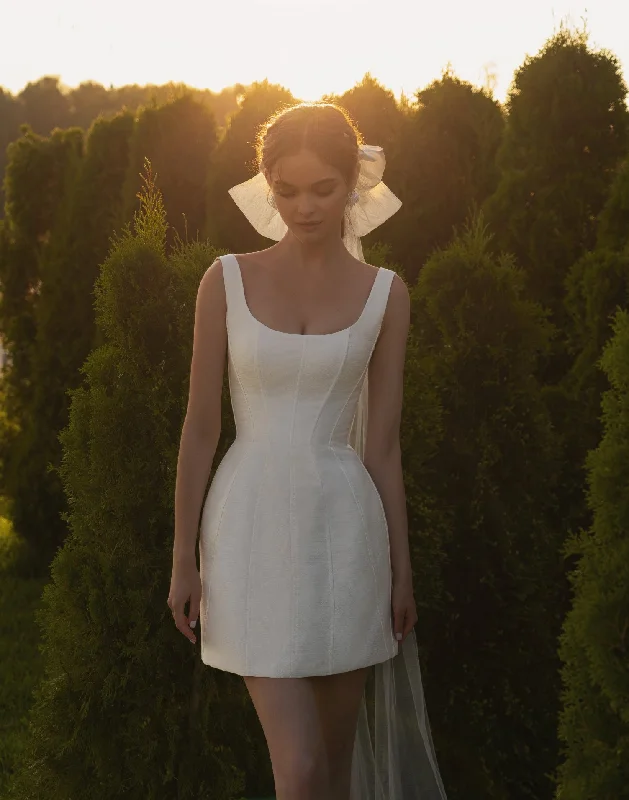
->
xmin=228 ymin=144 xmax=402 ymax=259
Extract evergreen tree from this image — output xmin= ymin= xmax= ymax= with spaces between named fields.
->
xmin=120 ymin=92 xmax=218 ymax=250
xmin=483 ymin=24 xmax=629 ymax=332
xmin=0 ymin=126 xmax=84 ymax=563
xmin=384 ymin=69 xmax=504 ymax=282
xmin=7 ymin=167 xmax=265 ymax=800
xmin=203 ymin=80 xmax=295 ymax=253
xmin=17 ymin=111 xmax=135 ymax=564
xmin=408 ymin=213 xmax=562 ymax=799
xmin=555 ymin=309 xmax=629 ymax=800
xmin=559 ymin=155 xmax=629 ymax=551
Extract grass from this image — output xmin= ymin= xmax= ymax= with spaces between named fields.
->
xmin=0 ymin=510 xmax=48 ymax=797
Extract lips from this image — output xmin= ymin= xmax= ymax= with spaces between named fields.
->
xmin=297 ymin=221 xmax=321 ymax=230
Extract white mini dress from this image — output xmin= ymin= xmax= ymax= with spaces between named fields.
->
xmin=199 ymin=253 xmax=399 ymax=677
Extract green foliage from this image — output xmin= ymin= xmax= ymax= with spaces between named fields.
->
xmin=556 ymin=310 xmax=629 ymax=799
xmin=560 ymin=155 xmax=629 ymax=544
xmin=407 ymin=212 xmax=562 ymax=799
xmin=384 ymin=69 xmax=504 ymax=281
xmin=120 ymin=93 xmax=218 ymax=250
xmin=324 ymin=73 xmax=403 ymax=157
xmin=6 ymin=169 xmax=264 ymax=800
xmin=0 ymin=126 xmax=84 ymax=564
xmin=483 ymin=24 xmax=629 ymax=323
xmin=597 ymin=155 xmax=629 ymax=253
xmin=203 ymin=80 xmax=295 ymax=253
xmin=0 ymin=513 xmax=47 ymax=797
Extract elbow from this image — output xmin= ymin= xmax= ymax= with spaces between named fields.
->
xmin=364 ymin=436 xmax=401 ymax=474
xmin=183 ymin=413 xmax=221 ymax=451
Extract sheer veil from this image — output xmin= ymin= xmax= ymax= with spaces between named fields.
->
xmin=229 ymin=144 xmax=448 ymax=799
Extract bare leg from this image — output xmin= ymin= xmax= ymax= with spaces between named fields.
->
xmin=310 ymin=666 xmax=370 ymax=800
xmin=244 ymin=666 xmax=369 ymax=800
xmin=244 ymin=673 xmax=330 ymax=799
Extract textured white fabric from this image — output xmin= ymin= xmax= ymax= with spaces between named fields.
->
xmin=199 ymin=254 xmax=399 ymax=676
xmin=212 ymin=141 xmax=449 ymax=797
xmin=199 ymin=254 xmax=449 ymax=799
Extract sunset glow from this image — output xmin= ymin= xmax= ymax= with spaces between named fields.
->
xmin=1 ymin=0 xmax=628 ymax=104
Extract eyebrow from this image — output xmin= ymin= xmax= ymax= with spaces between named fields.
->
xmin=273 ymin=177 xmax=338 ymax=189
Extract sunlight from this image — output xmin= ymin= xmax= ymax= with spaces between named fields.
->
xmin=1 ymin=0 xmax=628 ymax=104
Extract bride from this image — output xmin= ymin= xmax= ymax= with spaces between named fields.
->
xmin=168 ymin=101 xmax=448 ymax=800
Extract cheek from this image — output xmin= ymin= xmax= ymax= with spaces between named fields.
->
xmin=317 ymin=192 xmax=348 ymax=219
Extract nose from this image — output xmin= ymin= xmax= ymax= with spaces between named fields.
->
xmin=296 ymin=193 xmax=317 ymax=218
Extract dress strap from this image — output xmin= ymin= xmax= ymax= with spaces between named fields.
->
xmin=358 ymin=267 xmax=396 ymax=338
xmin=219 ymin=254 xmax=249 ymax=328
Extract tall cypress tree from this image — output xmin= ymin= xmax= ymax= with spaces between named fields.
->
xmin=7 ymin=168 xmax=265 ymax=800
xmin=203 ymin=80 xmax=294 ymax=253
xmin=383 ymin=69 xmax=504 ymax=282
xmin=483 ymin=24 xmax=629 ymax=335
xmin=556 ymin=309 xmax=629 ymax=800
xmin=0 ymin=126 xmax=84 ymax=563
xmin=407 ymin=213 xmax=562 ymax=799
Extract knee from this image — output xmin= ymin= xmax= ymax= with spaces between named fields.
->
xmin=274 ymin=751 xmax=329 ymax=798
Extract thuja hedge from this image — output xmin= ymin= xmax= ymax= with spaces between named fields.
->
xmin=7 ymin=171 xmax=271 ymax=800
xmin=556 ymin=309 xmax=629 ymax=800
xmin=8 ymin=180 xmax=568 ymax=799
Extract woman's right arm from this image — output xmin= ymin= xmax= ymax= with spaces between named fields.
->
xmin=168 ymin=257 xmax=227 ymax=642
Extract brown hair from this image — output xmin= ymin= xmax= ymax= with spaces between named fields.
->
xmin=255 ymin=102 xmax=364 ymax=188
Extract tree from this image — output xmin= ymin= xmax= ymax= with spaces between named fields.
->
xmin=483 ymin=23 xmax=629 ymax=331
xmin=203 ymin=80 xmax=295 ymax=253
xmin=7 ymin=168 xmax=267 ymax=800
xmin=555 ymin=309 xmax=629 ymax=800
xmin=384 ymin=69 xmax=504 ymax=282
xmin=119 ymin=92 xmax=218 ymax=250
xmin=0 ymin=125 xmax=84 ymax=563
xmin=407 ymin=213 xmax=562 ymax=799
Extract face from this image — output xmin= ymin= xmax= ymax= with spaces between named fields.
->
xmin=265 ymin=148 xmax=357 ymax=243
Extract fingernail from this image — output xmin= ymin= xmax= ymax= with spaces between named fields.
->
xmin=190 ymin=620 xmax=197 ymax=629
xmin=396 ymin=633 xmax=402 ymax=641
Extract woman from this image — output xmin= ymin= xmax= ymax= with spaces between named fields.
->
xmin=168 ymin=102 xmax=448 ymax=800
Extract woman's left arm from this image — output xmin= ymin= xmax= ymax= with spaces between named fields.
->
xmin=364 ymin=272 xmax=417 ymax=641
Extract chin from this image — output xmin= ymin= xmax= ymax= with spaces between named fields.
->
xmin=291 ymin=222 xmax=334 ymax=240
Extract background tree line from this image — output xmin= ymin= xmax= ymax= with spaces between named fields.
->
xmin=0 ymin=20 xmax=628 ymax=800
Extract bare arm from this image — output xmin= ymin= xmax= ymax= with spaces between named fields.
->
xmin=172 ymin=257 xmax=227 ymax=565
xmin=363 ymin=273 xmax=412 ymax=587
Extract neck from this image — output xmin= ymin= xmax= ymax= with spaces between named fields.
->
xmin=275 ymin=228 xmax=350 ymax=272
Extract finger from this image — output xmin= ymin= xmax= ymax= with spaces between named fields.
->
xmin=403 ymin=610 xmax=416 ymax=640
xmin=393 ymin=608 xmax=405 ymax=642
xmin=173 ymin=609 xmax=196 ymax=644
xmin=187 ymin=589 xmax=201 ymax=632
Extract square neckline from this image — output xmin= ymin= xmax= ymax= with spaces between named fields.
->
xmin=228 ymin=254 xmax=383 ymax=338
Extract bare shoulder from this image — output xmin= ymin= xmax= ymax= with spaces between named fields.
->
xmin=382 ymin=270 xmax=410 ymax=335
xmin=388 ymin=271 xmax=410 ymax=311
xmin=197 ymin=256 xmax=226 ymax=318
xmin=199 ymin=255 xmax=225 ymax=290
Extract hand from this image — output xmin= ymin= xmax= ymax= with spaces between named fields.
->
xmin=391 ymin=577 xmax=418 ymax=644
xmin=167 ymin=556 xmax=202 ymax=644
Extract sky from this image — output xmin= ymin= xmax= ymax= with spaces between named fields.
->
xmin=1 ymin=0 xmax=627 ymax=105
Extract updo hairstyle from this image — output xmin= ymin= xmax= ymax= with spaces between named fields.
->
xmin=255 ymin=102 xmax=364 ymax=190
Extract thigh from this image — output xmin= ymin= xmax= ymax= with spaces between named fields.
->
xmin=310 ymin=666 xmax=370 ymax=765
xmin=243 ymin=666 xmax=369 ymax=771
xmin=244 ymin=674 xmax=327 ymax=774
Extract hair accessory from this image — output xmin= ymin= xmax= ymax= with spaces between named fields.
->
xmin=228 ymin=143 xmax=401 ymax=260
